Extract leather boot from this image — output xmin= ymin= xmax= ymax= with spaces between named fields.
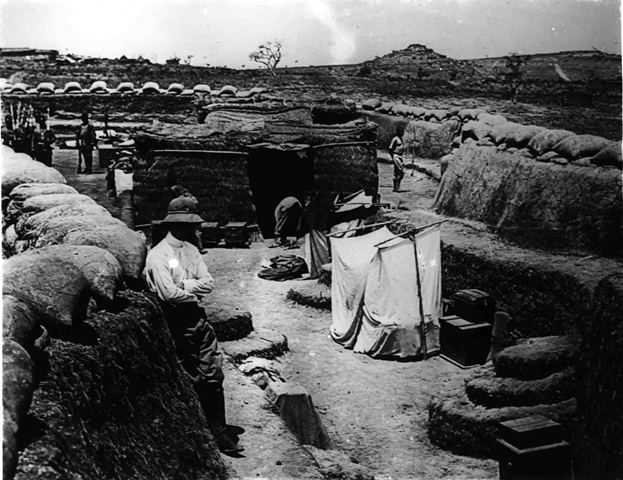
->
xmin=197 ymin=384 xmax=244 ymax=454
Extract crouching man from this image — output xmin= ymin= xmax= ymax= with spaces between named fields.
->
xmin=144 ymin=197 xmax=244 ymax=454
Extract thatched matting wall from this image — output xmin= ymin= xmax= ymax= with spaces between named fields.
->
xmin=133 ymin=150 xmax=253 ymax=226
xmin=574 ymin=273 xmax=623 ymax=479
xmin=3 ymin=93 xmax=195 ymax=115
xmin=434 ymin=144 xmax=623 ymax=256
xmin=133 ymin=120 xmax=378 ymax=155
xmin=14 ymin=291 xmax=228 ymax=480
xmin=202 ymin=105 xmax=313 ymax=126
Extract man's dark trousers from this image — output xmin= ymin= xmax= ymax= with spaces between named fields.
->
xmin=160 ymin=301 xmax=226 ymax=435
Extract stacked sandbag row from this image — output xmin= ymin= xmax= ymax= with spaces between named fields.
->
xmin=435 ymin=141 xmax=623 ymax=256
xmin=457 ymin=112 xmax=621 ymax=169
xmin=4 ymin=80 xmax=268 ymax=98
xmin=2 ymin=146 xmax=147 ymax=479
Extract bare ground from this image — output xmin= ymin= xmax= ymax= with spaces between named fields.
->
xmin=55 ymin=148 xmax=496 ymax=479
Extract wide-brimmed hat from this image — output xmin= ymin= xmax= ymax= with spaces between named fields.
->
xmin=163 ymin=197 xmax=204 ymax=224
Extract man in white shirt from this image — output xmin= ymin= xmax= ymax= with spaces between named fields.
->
xmin=145 ymin=197 xmax=244 ymax=454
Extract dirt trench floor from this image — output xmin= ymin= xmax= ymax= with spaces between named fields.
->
xmin=54 ymin=148 xmax=496 ymax=479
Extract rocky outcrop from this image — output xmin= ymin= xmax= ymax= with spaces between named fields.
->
xmin=434 ymin=143 xmax=623 ymax=256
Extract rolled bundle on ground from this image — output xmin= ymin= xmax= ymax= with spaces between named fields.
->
xmin=19 ymin=245 xmax=124 ymax=305
xmin=20 ymin=193 xmax=97 ymax=216
xmin=3 ymin=340 xmax=34 ymax=480
xmin=3 ymin=295 xmax=40 ymax=350
xmin=2 ymin=161 xmax=66 ymax=196
xmin=62 ymin=225 xmax=147 ymax=282
xmin=16 ymin=203 xmax=111 ymax=239
xmin=527 ymin=129 xmax=574 ymax=156
xmin=552 ymin=134 xmax=612 ymax=160
xmin=3 ymin=255 xmax=91 ymax=330
xmin=33 ymin=215 xmax=126 ymax=247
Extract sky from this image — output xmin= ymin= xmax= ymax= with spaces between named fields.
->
xmin=0 ymin=0 xmax=620 ymax=67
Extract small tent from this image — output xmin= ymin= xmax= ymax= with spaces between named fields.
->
xmin=330 ymin=225 xmax=441 ymax=359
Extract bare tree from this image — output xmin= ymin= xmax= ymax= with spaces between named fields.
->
xmin=502 ymin=53 xmax=527 ymax=103
xmin=249 ymin=40 xmax=282 ymax=76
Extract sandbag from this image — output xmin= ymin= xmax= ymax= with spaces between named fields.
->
xmin=3 ymin=224 xmax=19 ymax=255
xmin=20 ymin=245 xmax=124 ymax=304
xmin=63 ymin=225 xmax=147 ymax=281
xmin=491 ymin=123 xmax=544 ymax=147
xmin=458 ymin=108 xmax=486 ymax=121
xmin=3 ymin=340 xmax=34 ymax=480
xmin=425 ymin=109 xmax=449 ymax=122
xmin=391 ymin=104 xmax=411 ymax=116
xmin=361 ymin=98 xmax=382 ymax=110
xmin=167 ymin=82 xmax=184 ymax=94
xmin=461 ymin=120 xmax=493 ymax=142
xmin=407 ymin=106 xmax=427 ymax=118
xmin=10 ymin=182 xmax=78 ymax=203
xmin=552 ymin=134 xmax=613 ymax=160
xmin=589 ymin=141 xmax=622 ymax=168
xmin=3 ymin=255 xmax=91 ymax=329
xmin=33 ymin=215 xmax=126 ymax=247
xmin=21 ymin=193 xmax=97 ymax=215
xmin=477 ymin=113 xmax=507 ymax=126
xmin=7 ymin=184 xmax=80 ymax=223
xmin=528 ymin=129 xmax=575 ymax=156
xmin=377 ymin=102 xmax=395 ymax=114
xmin=16 ymin=202 xmax=111 ymax=238
xmin=2 ymin=162 xmax=66 ymax=196
xmin=217 ymin=84 xmax=237 ymax=96
xmin=3 ymin=295 xmax=40 ymax=350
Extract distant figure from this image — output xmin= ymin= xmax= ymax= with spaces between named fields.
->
xmin=76 ymin=112 xmax=97 ymax=174
xmin=32 ymin=116 xmax=56 ymax=166
xmin=273 ymin=196 xmax=303 ymax=247
xmin=389 ymin=126 xmax=405 ymax=192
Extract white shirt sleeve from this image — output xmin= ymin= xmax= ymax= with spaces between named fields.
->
xmin=182 ymin=251 xmax=214 ymax=297
xmin=148 ymin=259 xmax=198 ymax=304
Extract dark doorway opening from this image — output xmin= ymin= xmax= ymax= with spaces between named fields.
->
xmin=247 ymin=145 xmax=314 ymax=238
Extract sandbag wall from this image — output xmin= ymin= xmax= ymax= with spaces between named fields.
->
xmin=433 ymin=137 xmax=622 ymax=257
xmin=1 ymin=146 xmax=228 ymax=479
xmin=133 ymin=150 xmax=254 ymax=227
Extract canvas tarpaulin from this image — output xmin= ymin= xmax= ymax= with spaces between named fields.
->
xmin=330 ymin=227 xmax=395 ymax=348
xmin=304 ymin=229 xmax=330 ymax=279
xmin=330 ymin=226 xmax=441 ymax=359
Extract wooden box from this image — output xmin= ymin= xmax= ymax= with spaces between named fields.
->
xmin=200 ymin=222 xmax=221 ymax=247
xmin=499 ymin=415 xmax=564 ymax=450
xmin=451 ymin=289 xmax=495 ymax=324
xmin=439 ymin=315 xmax=492 ymax=367
xmin=223 ymin=221 xmax=250 ymax=248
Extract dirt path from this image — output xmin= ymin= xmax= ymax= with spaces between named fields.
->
xmin=55 ymin=147 xmax=496 ymax=479
xmin=205 ymin=163 xmax=496 ymax=480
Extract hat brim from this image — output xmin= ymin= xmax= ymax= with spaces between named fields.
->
xmin=162 ymin=213 xmax=205 ymax=224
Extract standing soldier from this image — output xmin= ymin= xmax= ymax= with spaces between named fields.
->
xmin=76 ymin=112 xmax=97 ymax=174
xmin=32 ymin=114 xmax=56 ymax=166
xmin=389 ymin=126 xmax=405 ymax=192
